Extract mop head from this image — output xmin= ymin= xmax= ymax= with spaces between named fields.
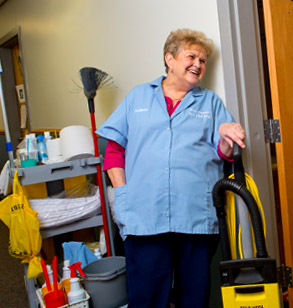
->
xmin=79 ymin=67 xmax=113 ymax=99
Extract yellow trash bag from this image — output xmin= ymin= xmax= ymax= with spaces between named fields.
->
xmin=0 ymin=171 xmax=42 ymax=279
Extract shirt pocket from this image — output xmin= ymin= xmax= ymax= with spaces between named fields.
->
xmin=113 ymin=184 xmax=127 ymax=230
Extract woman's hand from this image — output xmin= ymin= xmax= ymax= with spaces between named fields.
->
xmin=219 ymin=123 xmax=246 ymax=158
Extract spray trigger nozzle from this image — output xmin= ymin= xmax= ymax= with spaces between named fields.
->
xmin=68 ymin=262 xmax=86 ymax=278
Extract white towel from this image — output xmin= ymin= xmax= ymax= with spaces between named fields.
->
xmin=29 ymin=186 xmax=114 ymax=229
xmin=0 ymin=160 xmax=11 ymax=196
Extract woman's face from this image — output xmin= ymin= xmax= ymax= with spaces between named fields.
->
xmin=166 ymin=43 xmax=207 ymax=89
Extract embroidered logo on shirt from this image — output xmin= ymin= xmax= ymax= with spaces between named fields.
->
xmin=134 ymin=108 xmax=148 ymax=112
xmin=189 ymin=108 xmax=211 ymax=119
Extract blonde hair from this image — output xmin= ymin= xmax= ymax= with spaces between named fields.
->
xmin=163 ymin=29 xmax=214 ymax=73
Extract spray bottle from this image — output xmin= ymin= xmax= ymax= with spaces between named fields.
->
xmin=61 ymin=260 xmax=71 ymax=296
xmin=68 ymin=277 xmax=86 ymax=304
xmin=67 ymin=262 xmax=86 ymax=304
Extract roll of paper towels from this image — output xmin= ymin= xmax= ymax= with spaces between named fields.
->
xmin=60 ymin=125 xmax=95 ymax=161
xmin=47 ymin=138 xmax=62 ymax=160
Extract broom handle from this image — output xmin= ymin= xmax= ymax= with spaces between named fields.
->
xmin=90 ymin=112 xmax=113 ymax=257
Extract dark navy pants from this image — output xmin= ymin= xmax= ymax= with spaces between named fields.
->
xmin=124 ymin=233 xmax=219 ymax=308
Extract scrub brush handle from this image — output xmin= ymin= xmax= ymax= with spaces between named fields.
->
xmin=41 ymin=259 xmax=52 ymax=292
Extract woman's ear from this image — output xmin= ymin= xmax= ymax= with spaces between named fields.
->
xmin=165 ymin=53 xmax=174 ymax=71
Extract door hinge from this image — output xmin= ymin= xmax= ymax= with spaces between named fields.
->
xmin=278 ymin=264 xmax=293 ymax=288
xmin=264 ymin=119 xmax=281 ymax=143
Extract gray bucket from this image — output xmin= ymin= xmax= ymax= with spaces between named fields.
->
xmin=83 ymin=256 xmax=128 ymax=308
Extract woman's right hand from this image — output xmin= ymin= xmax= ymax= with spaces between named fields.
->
xmin=219 ymin=123 xmax=246 ymax=158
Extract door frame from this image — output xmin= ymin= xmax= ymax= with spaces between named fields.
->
xmin=0 ymin=26 xmax=31 ymax=133
xmin=217 ymin=0 xmax=280 ymax=261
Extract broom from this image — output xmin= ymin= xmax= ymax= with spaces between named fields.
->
xmin=80 ymin=67 xmax=114 ymax=257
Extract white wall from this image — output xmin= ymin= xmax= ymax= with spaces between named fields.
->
xmin=0 ymin=0 xmax=224 ymax=130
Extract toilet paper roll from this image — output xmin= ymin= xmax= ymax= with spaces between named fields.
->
xmin=60 ymin=125 xmax=95 ymax=161
xmin=47 ymin=138 xmax=62 ymax=161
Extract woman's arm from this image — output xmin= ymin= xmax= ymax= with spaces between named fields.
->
xmin=103 ymin=140 xmax=126 ymax=188
xmin=107 ymin=167 xmax=126 ymax=188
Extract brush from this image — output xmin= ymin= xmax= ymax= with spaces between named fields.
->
xmin=79 ymin=67 xmax=114 ymax=257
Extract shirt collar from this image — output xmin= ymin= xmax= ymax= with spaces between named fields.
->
xmin=150 ymin=76 xmax=204 ymax=97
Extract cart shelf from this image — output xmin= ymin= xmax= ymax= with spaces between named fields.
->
xmin=10 ymin=156 xmax=101 ymax=185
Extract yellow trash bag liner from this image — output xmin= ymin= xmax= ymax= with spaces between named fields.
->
xmin=0 ymin=171 xmax=42 ymax=279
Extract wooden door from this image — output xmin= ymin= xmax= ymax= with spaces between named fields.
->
xmin=262 ymin=0 xmax=293 ymax=304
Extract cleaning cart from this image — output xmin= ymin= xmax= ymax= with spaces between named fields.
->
xmin=212 ymin=143 xmax=281 ymax=307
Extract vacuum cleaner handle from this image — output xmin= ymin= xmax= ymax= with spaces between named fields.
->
xmin=233 ymin=143 xmax=246 ymax=186
xmin=212 ymin=142 xmax=268 ymax=260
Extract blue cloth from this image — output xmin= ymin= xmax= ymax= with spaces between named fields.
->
xmin=124 ymin=233 xmax=219 ymax=308
xmin=97 ymin=76 xmax=234 ymax=240
xmin=62 ymin=242 xmax=97 ymax=268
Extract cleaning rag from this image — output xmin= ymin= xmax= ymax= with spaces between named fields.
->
xmin=62 ymin=241 xmax=97 ymax=268
xmin=0 ymin=160 xmax=11 ymax=196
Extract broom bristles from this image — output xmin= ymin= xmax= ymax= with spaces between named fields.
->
xmin=79 ymin=67 xmax=113 ymax=100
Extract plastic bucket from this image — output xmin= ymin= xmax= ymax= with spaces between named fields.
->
xmin=83 ymin=256 xmax=128 ymax=308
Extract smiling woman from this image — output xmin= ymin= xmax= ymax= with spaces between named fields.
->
xmin=97 ymin=28 xmax=246 ymax=308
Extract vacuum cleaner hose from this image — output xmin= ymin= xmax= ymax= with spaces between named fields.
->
xmin=212 ymin=178 xmax=267 ymax=259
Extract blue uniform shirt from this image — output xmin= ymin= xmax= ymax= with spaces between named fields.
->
xmin=97 ymin=76 xmax=234 ymax=240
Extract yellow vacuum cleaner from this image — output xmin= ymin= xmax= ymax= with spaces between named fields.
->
xmin=212 ymin=144 xmax=281 ymax=308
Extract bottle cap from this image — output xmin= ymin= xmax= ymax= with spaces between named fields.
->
xmin=46 ymin=264 xmax=52 ymax=273
xmin=37 ymin=135 xmax=45 ymax=141
xmin=64 ymin=260 xmax=70 ymax=267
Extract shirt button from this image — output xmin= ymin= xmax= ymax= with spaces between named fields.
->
xmin=164 ymin=211 xmax=168 ymax=216
xmin=165 ymin=168 xmax=168 ymax=172
xmin=164 ymin=189 xmax=167 ymax=193
xmin=167 ymin=127 xmax=170 ymax=130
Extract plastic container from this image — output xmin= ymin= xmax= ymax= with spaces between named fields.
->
xmin=61 ymin=260 xmax=71 ymax=295
xmin=94 ymin=248 xmax=102 ymax=259
xmin=68 ymin=277 xmax=86 ymax=304
xmin=44 ymin=131 xmax=52 ymax=145
xmin=43 ymin=289 xmax=66 ymax=308
xmin=36 ymin=288 xmax=90 ymax=308
xmin=62 ymin=260 xmax=71 ymax=280
xmin=82 ymin=257 xmax=128 ymax=308
xmin=37 ymin=135 xmax=48 ymax=163
xmin=27 ymin=134 xmax=38 ymax=152
xmin=19 ymin=150 xmax=38 ymax=168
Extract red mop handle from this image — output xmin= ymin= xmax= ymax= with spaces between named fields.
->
xmin=90 ymin=113 xmax=112 ymax=257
